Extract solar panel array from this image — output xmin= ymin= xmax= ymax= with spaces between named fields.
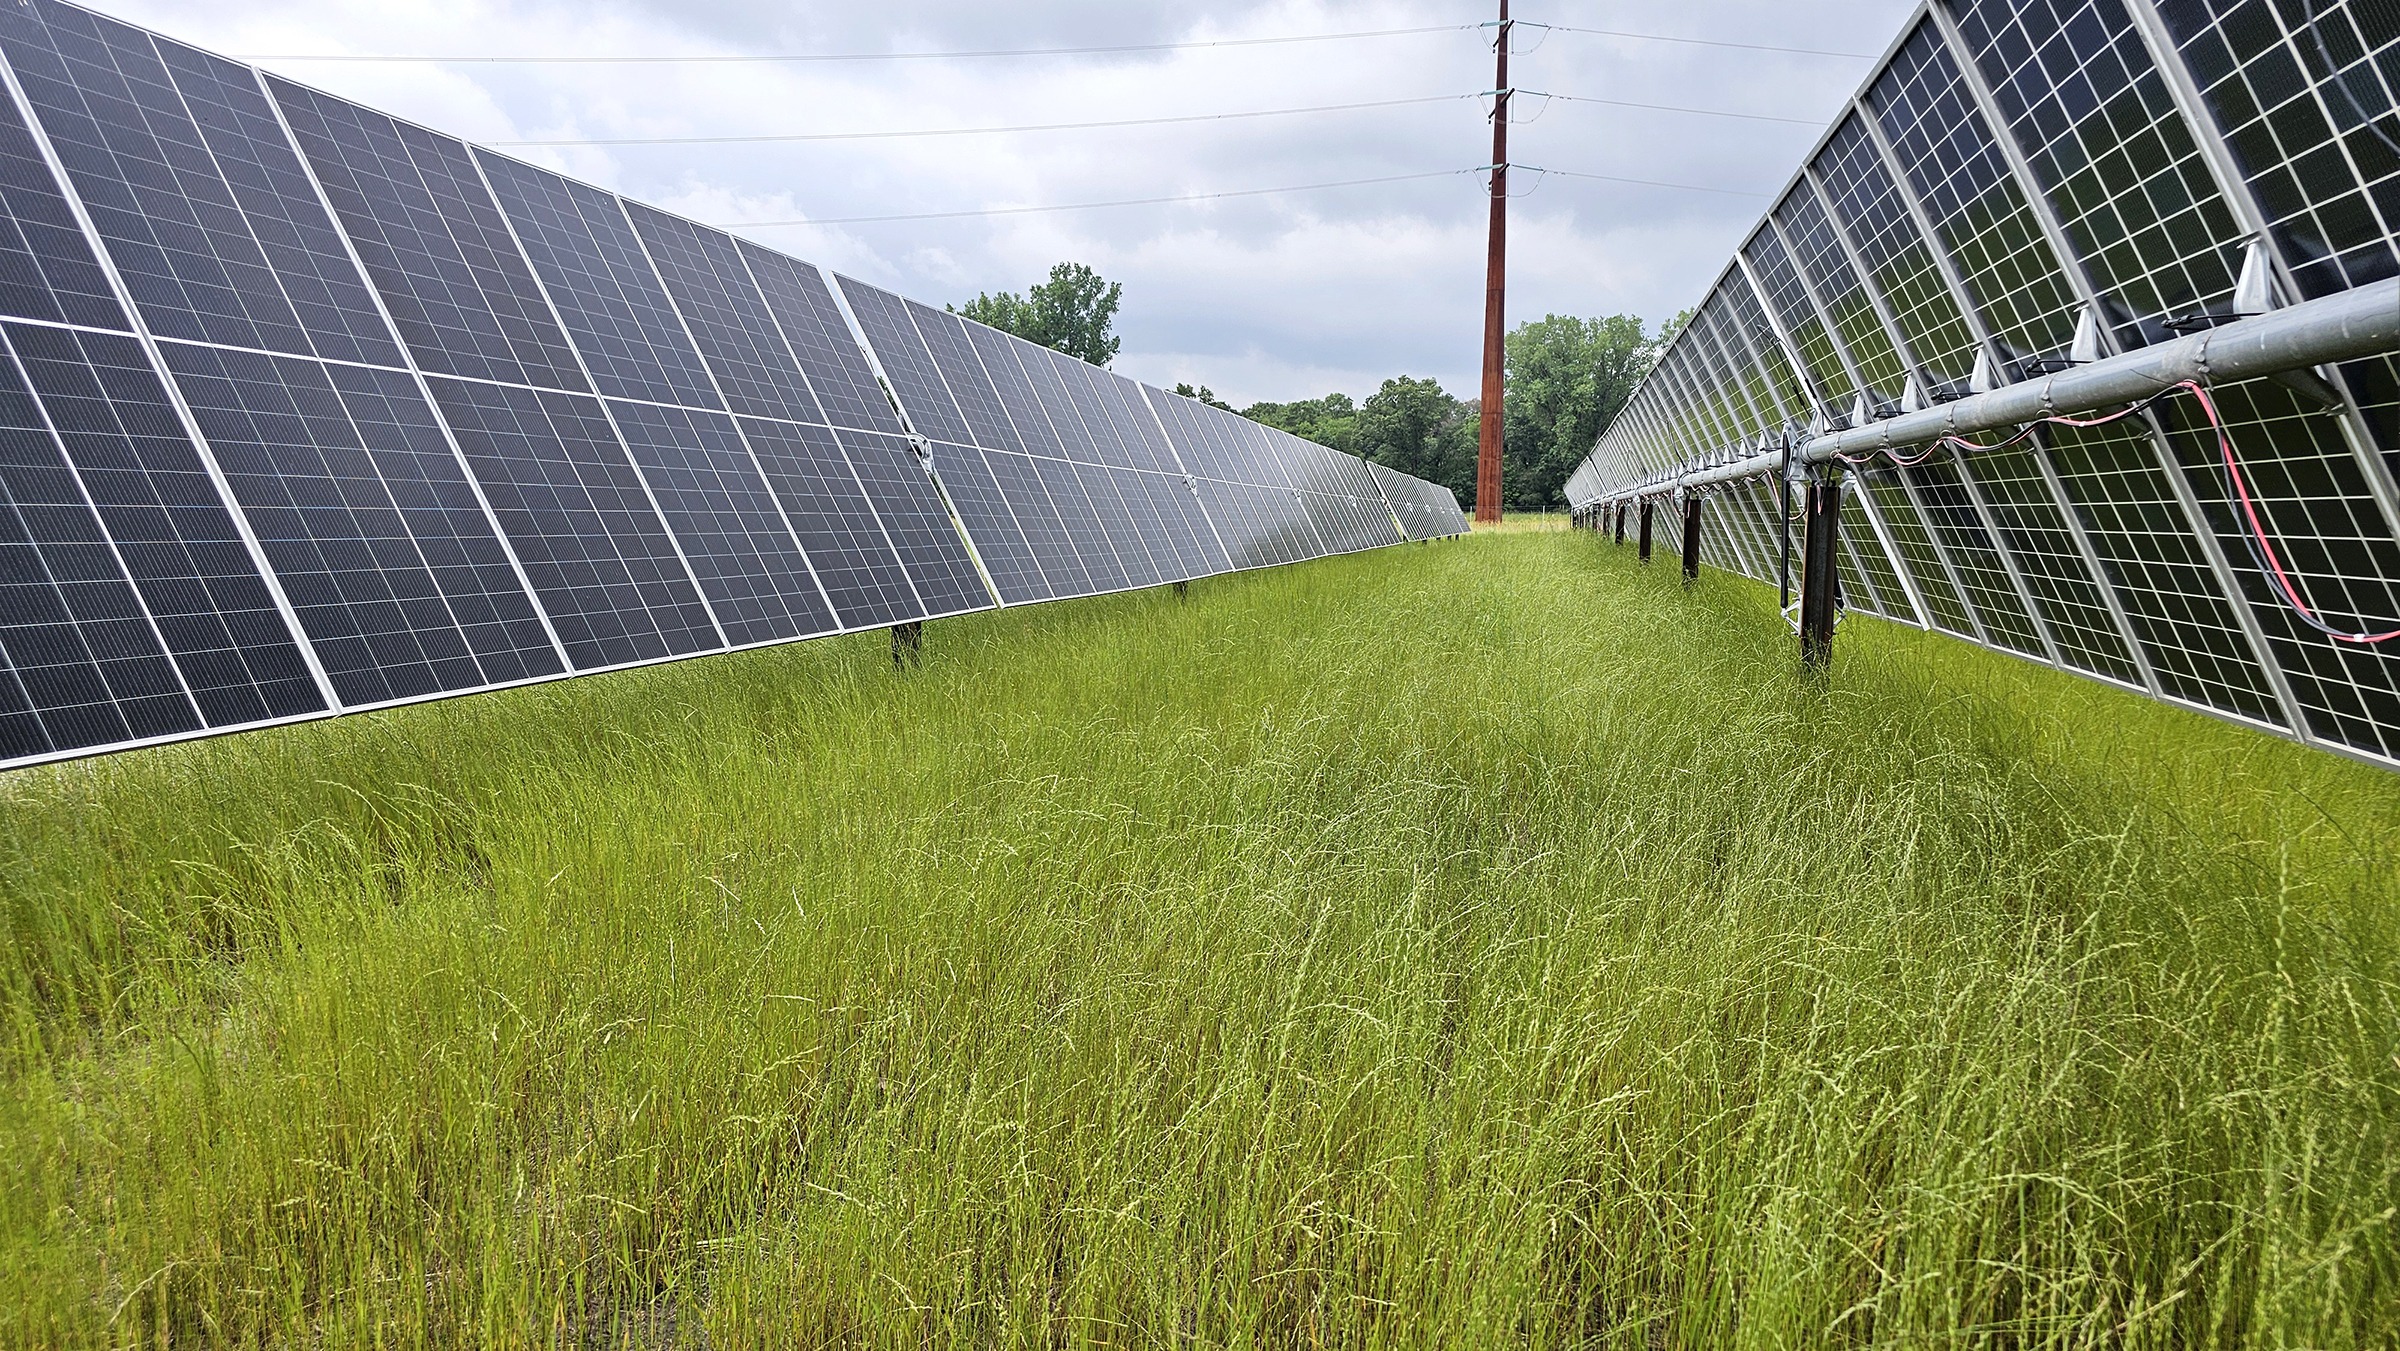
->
xmin=0 ymin=0 xmax=1465 ymax=771
xmin=1565 ymin=0 xmax=2400 ymax=771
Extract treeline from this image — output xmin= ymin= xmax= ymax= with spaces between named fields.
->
xmin=961 ymin=263 xmax=1678 ymax=512
xmin=1181 ymin=313 xmax=1676 ymax=511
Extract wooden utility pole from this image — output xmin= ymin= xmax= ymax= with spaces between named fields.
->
xmin=1475 ymin=0 xmax=1509 ymax=526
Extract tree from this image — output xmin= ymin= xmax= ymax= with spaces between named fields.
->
xmin=1500 ymin=313 xmax=1657 ymax=509
xmin=1172 ymin=382 xmax=1232 ymax=411
xmin=1355 ymin=377 xmax=1475 ymax=506
xmin=1241 ymin=393 xmax=1358 ymax=456
xmin=954 ymin=262 xmax=1123 ymax=366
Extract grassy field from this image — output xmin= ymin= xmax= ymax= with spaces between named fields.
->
xmin=2 ymin=528 xmax=2395 ymax=1348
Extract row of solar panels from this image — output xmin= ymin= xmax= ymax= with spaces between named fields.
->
xmin=0 ymin=0 xmax=1466 ymax=771
xmin=1563 ymin=0 xmax=2400 ymax=770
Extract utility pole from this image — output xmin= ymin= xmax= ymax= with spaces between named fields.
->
xmin=1475 ymin=0 xmax=1509 ymax=526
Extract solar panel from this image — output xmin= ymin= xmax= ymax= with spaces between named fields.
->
xmin=157 ymin=342 xmax=555 ymax=701
xmin=478 ymin=156 xmax=723 ymax=411
xmin=0 ymin=0 xmax=1462 ymax=769
xmin=600 ymin=399 xmax=837 ymax=647
xmin=421 ymin=378 xmax=718 ymax=669
xmin=4 ymin=321 xmax=326 ymax=727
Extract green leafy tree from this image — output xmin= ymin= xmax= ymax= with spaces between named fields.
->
xmin=1172 ymin=382 xmax=1232 ymax=411
xmin=954 ymin=262 xmax=1124 ymax=366
xmin=1241 ymin=393 xmax=1358 ymax=456
xmin=1501 ymin=313 xmax=1656 ymax=509
xmin=1356 ymin=377 xmax=1474 ymax=505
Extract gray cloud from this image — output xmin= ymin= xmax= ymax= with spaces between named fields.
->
xmin=90 ymin=0 xmax=1918 ymax=405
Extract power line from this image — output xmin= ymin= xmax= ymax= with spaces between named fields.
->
xmin=239 ymin=24 xmax=1477 ymax=65
xmin=240 ymin=21 xmax=1880 ymax=66
xmin=492 ymin=94 xmax=1477 ymax=148
xmin=1517 ymin=165 xmax=1773 ymax=198
xmin=714 ymin=170 xmax=1483 ymax=227
xmin=718 ymin=161 xmax=1769 ymax=228
xmin=1523 ymin=23 xmax=1877 ymax=60
xmin=1521 ymin=91 xmax=1821 ymax=127
xmin=499 ymin=89 xmax=1824 ymax=149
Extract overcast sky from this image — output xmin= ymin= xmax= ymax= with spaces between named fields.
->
xmin=86 ymin=0 xmax=1919 ymax=407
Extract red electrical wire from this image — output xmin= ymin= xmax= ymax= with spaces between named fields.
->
xmin=1834 ymin=380 xmax=2400 ymax=645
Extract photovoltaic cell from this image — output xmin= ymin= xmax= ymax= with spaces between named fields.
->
xmin=929 ymin=440 xmax=1049 ymax=603
xmin=5 ymin=320 xmax=321 ymax=722
xmin=0 ymin=61 xmax=123 ymax=329
xmin=0 ymin=330 xmax=196 ymax=756
xmin=738 ymin=244 xmax=901 ymax=436
xmin=836 ymin=278 xmax=971 ymax=445
xmin=268 ymin=78 xmax=589 ymax=392
xmin=837 ymin=429 xmax=991 ymax=617
xmin=159 ymin=340 xmax=524 ymax=703
xmin=478 ymin=154 xmax=721 ymax=411
xmin=424 ymin=376 xmax=716 ymax=669
xmin=1030 ymin=452 xmax=1128 ymax=591
xmin=602 ymin=398 xmax=834 ymax=647
xmin=620 ymin=203 xmax=819 ymax=424
xmin=734 ymin=415 xmax=923 ymax=628
xmin=0 ymin=5 xmax=318 ymax=357
xmin=907 ymin=300 xmax=1023 ymax=453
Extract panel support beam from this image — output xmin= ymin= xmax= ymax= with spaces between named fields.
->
xmin=1801 ymin=471 xmax=1844 ymax=668
xmin=1681 ymin=496 xmax=1703 ymax=584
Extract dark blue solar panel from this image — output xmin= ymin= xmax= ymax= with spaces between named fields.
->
xmin=1048 ymin=354 xmax=1140 ymax=470
xmin=834 ymin=278 xmax=972 ymax=445
xmin=739 ymin=244 xmax=902 ymax=436
xmin=979 ymin=447 xmax=1092 ymax=597
xmin=0 ymin=58 xmax=123 ymax=329
xmin=5 ymin=321 xmax=322 ymax=722
xmin=907 ymin=301 xmax=1022 ymax=453
xmin=478 ymin=154 xmax=722 ymax=411
xmin=961 ymin=323 xmax=1070 ymax=457
xmin=268 ymin=77 xmax=588 ymax=391
xmin=1090 ymin=370 xmax=1179 ymax=474
xmin=150 ymin=39 xmax=403 ymax=367
xmin=733 ymin=416 xmax=923 ymax=628
xmin=0 ymin=333 xmax=197 ymax=757
xmin=835 ymin=429 xmax=991 ymax=616
xmin=1 ymin=4 xmax=322 ymax=356
xmin=1007 ymin=345 xmax=1105 ymax=467
xmin=1131 ymin=469 xmax=1227 ymax=578
xmin=315 ymin=361 xmax=560 ymax=682
xmin=1072 ymin=460 xmax=1161 ymax=587
xmin=603 ymin=399 xmax=833 ymax=647
xmin=1192 ymin=478 xmax=1265 ymax=568
xmin=621 ymin=204 xmax=819 ymax=424
xmin=423 ymin=377 xmax=717 ymax=669
xmin=1103 ymin=467 xmax=1178 ymax=578
xmin=1027 ymin=454 xmax=1126 ymax=592
xmin=160 ymin=341 xmax=538 ymax=703
xmin=1142 ymin=389 xmax=1228 ymax=482
xmin=929 ymin=441 xmax=1049 ymax=604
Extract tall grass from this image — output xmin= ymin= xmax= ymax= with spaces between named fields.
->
xmin=0 ymin=529 xmax=2393 ymax=1347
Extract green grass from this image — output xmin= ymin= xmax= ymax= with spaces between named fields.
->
xmin=2 ymin=529 xmax=2396 ymax=1348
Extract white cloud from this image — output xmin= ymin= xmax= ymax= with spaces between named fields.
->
xmin=91 ymin=0 xmax=1917 ymax=405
